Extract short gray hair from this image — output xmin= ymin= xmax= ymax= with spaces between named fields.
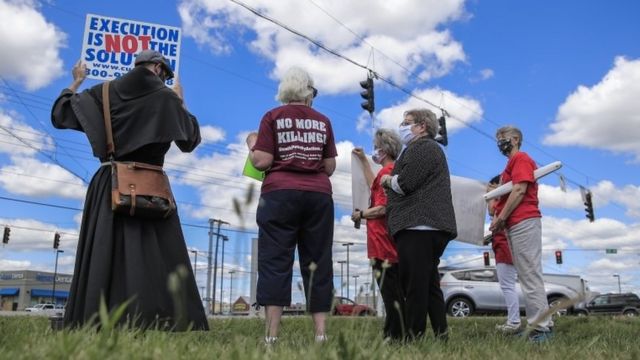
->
xmin=496 ymin=125 xmax=523 ymax=147
xmin=276 ymin=67 xmax=315 ymax=103
xmin=404 ymin=108 xmax=439 ymax=139
xmin=374 ymin=128 xmax=402 ymax=160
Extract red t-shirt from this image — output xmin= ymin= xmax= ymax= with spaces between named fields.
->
xmin=253 ymin=104 xmax=338 ymax=194
xmin=367 ymin=163 xmax=398 ymax=263
xmin=492 ymin=231 xmax=513 ymax=264
xmin=495 ymin=151 xmax=542 ymax=228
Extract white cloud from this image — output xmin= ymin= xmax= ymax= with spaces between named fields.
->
xmin=469 ymin=68 xmax=494 ymax=83
xmin=544 ymin=57 xmax=640 ymax=161
xmin=0 ymin=0 xmax=66 ymax=90
xmin=539 ymin=180 xmax=640 ymax=219
xmin=178 ymin=0 xmax=468 ymax=94
xmin=0 ymin=156 xmax=86 ymax=199
xmin=541 ymin=215 xmax=640 ymax=250
xmin=0 ymin=259 xmax=31 ymax=270
xmin=200 ymin=125 xmax=226 ymax=144
xmin=374 ymin=87 xmax=483 ymax=133
xmin=0 ymin=109 xmax=54 ymax=156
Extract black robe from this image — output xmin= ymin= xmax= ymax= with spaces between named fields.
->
xmin=51 ymin=66 xmax=208 ymax=330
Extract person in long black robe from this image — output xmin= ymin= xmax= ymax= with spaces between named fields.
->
xmin=51 ymin=59 xmax=208 ymax=331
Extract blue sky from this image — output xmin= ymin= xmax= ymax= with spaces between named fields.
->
xmin=1 ymin=0 xmax=639 ymax=303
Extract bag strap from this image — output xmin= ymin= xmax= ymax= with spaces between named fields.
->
xmin=101 ymin=81 xmax=115 ymax=157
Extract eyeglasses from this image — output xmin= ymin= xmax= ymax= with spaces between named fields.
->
xmin=310 ymin=86 xmax=318 ymax=98
xmin=400 ymin=120 xmax=416 ymax=126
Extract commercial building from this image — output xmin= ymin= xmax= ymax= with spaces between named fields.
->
xmin=0 ymin=270 xmax=72 ymax=311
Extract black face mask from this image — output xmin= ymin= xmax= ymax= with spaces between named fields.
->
xmin=497 ymin=138 xmax=513 ymax=156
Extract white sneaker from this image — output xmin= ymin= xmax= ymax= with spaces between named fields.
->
xmin=315 ymin=334 xmax=328 ymax=343
xmin=264 ymin=336 xmax=278 ymax=345
xmin=496 ymin=322 xmax=521 ymax=334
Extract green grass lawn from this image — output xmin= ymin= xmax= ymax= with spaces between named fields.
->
xmin=0 ymin=315 xmax=638 ymax=359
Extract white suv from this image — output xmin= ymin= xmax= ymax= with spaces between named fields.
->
xmin=440 ymin=267 xmax=579 ymax=317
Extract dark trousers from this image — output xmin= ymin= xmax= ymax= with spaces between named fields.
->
xmin=372 ymin=259 xmax=403 ymax=339
xmin=256 ymin=190 xmax=334 ymax=312
xmin=395 ymin=230 xmax=449 ymax=340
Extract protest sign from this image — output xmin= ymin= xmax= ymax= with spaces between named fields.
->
xmin=350 ymin=152 xmax=381 ymax=214
xmin=450 ymin=175 xmax=487 ymax=245
xmin=80 ymin=14 xmax=181 ymax=85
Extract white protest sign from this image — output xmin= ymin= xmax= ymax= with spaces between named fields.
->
xmin=80 ymin=14 xmax=181 ymax=85
xmin=450 ymin=175 xmax=487 ymax=246
xmin=350 ymin=152 xmax=381 ymax=212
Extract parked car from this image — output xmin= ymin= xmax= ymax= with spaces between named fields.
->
xmin=332 ymin=297 xmax=376 ymax=316
xmin=440 ymin=266 xmax=580 ymax=317
xmin=575 ymin=293 xmax=640 ymax=317
xmin=24 ymin=303 xmax=56 ymax=312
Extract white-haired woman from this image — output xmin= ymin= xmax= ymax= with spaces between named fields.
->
xmin=246 ymin=67 xmax=337 ymax=344
xmin=381 ymin=108 xmax=457 ymax=341
xmin=351 ymin=128 xmax=403 ymax=340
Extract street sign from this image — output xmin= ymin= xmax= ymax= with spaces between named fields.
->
xmin=605 ymin=249 xmax=617 ymax=254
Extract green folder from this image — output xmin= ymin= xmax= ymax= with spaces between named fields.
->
xmin=243 ymin=156 xmax=265 ymax=181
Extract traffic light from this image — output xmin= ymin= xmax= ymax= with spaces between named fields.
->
xmin=359 ymin=76 xmax=374 ymax=114
xmin=2 ymin=226 xmax=9 ymax=244
xmin=436 ymin=115 xmax=448 ymax=146
xmin=584 ymin=191 xmax=595 ymax=222
xmin=555 ymin=250 xmax=563 ymax=265
xmin=53 ymin=232 xmax=60 ymax=249
xmin=483 ymin=251 xmax=490 ymax=266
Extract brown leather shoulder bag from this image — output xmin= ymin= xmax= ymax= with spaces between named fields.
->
xmin=102 ymin=81 xmax=176 ymax=219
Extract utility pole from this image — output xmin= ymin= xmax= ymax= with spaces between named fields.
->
xmin=52 ymin=250 xmax=63 ymax=304
xmin=219 ymin=235 xmax=229 ymax=314
xmin=229 ymin=270 xmax=235 ymax=314
xmin=342 ymin=242 xmax=354 ymax=299
xmin=210 ymin=219 xmax=228 ymax=315
xmin=206 ymin=220 xmax=214 ymax=315
xmin=190 ymin=250 xmax=198 ymax=282
xmin=337 ymin=260 xmax=346 ymax=298
xmin=613 ymin=274 xmax=621 ymax=293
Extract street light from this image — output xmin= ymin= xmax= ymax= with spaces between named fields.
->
xmin=229 ymin=270 xmax=236 ymax=314
xmin=342 ymin=242 xmax=354 ymax=299
xmin=337 ymin=260 xmax=346 ymax=298
xmin=613 ymin=274 xmax=621 ymax=294
xmin=219 ymin=235 xmax=229 ymax=314
xmin=353 ymin=275 xmax=360 ymax=302
xmin=52 ymin=250 xmax=64 ymax=304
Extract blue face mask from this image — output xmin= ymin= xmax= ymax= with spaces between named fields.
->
xmin=372 ymin=149 xmax=386 ymax=164
xmin=398 ymin=124 xmax=416 ymax=145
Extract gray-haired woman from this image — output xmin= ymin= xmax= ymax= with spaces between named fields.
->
xmin=380 ymin=108 xmax=457 ymax=341
xmin=351 ymin=128 xmax=404 ymax=340
xmin=246 ymin=66 xmax=337 ymax=344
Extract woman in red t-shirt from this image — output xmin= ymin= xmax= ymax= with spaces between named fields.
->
xmin=351 ymin=128 xmax=403 ymax=340
xmin=486 ymin=175 xmax=521 ymax=333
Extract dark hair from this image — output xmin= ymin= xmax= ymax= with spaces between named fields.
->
xmin=489 ymin=175 xmax=501 ymax=185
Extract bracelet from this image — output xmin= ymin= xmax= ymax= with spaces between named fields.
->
xmin=360 ymin=210 xmax=364 ymax=219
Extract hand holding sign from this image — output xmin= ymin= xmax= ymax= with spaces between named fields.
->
xmin=69 ymin=60 xmax=87 ymax=92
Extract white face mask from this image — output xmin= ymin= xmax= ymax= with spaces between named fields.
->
xmin=371 ymin=149 xmax=386 ymax=164
xmin=398 ymin=124 xmax=416 ymax=145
